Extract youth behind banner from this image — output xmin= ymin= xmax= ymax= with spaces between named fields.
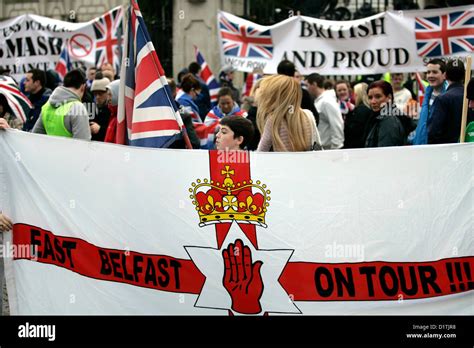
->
xmin=218 ymin=5 xmax=474 ymax=75
xmin=0 ymin=130 xmax=473 ymax=315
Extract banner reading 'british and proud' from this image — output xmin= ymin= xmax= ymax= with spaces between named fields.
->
xmin=218 ymin=5 xmax=474 ymax=75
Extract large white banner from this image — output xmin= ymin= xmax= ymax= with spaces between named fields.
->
xmin=0 ymin=7 xmax=123 ymax=80
xmin=0 ymin=130 xmax=473 ymax=315
xmin=218 ymin=5 xmax=474 ymax=75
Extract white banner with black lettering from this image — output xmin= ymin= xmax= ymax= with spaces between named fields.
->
xmin=0 ymin=6 xmax=123 ymax=80
xmin=0 ymin=130 xmax=473 ymax=315
xmin=218 ymin=5 xmax=474 ymax=75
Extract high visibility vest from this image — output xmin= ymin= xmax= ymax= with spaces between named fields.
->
xmin=465 ymin=121 xmax=474 ymax=143
xmin=41 ymin=101 xmax=80 ymax=138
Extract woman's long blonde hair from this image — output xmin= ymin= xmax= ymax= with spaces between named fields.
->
xmin=256 ymin=74 xmax=311 ymax=151
xmin=353 ymin=82 xmax=370 ymax=107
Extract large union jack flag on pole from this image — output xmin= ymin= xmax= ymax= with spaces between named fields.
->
xmin=194 ymin=45 xmax=220 ymax=106
xmin=116 ymin=0 xmax=190 ymax=148
xmin=415 ymin=10 xmax=474 ymax=57
xmin=218 ymin=13 xmax=273 ymax=59
xmin=94 ymin=7 xmax=124 ymax=72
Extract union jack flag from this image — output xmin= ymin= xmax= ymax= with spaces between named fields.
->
xmin=415 ymin=10 xmax=474 ymax=57
xmin=93 ymin=7 xmax=124 ymax=73
xmin=55 ymin=40 xmax=72 ymax=81
xmin=218 ymin=13 xmax=273 ymax=59
xmin=116 ymin=0 xmax=190 ymax=148
xmin=194 ymin=45 xmax=220 ymax=106
xmin=242 ymin=73 xmax=263 ymax=97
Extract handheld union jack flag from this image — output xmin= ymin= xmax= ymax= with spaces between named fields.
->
xmin=415 ymin=10 xmax=474 ymax=57
xmin=55 ymin=40 xmax=72 ymax=81
xmin=94 ymin=6 xmax=124 ymax=72
xmin=116 ymin=0 xmax=190 ymax=148
xmin=218 ymin=12 xmax=273 ymax=59
xmin=194 ymin=45 xmax=220 ymax=106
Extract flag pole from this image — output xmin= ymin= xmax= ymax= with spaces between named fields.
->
xmin=460 ymin=56 xmax=472 ymax=143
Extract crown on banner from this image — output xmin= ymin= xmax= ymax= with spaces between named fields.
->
xmin=189 ymin=166 xmax=271 ymax=227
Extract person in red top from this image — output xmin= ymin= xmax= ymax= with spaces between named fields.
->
xmin=104 ymin=80 xmax=120 ymax=143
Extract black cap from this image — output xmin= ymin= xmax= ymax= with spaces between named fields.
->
xmin=0 ymin=66 xmax=11 ymax=74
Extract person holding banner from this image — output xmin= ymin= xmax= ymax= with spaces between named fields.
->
xmin=32 ymin=70 xmax=91 ymax=140
xmin=364 ymin=81 xmax=415 ymax=148
xmin=256 ymin=74 xmax=320 ymax=152
xmin=0 ymin=212 xmax=12 ymax=232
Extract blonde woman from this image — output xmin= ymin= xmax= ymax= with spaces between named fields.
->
xmin=245 ymin=77 xmax=264 ymax=150
xmin=256 ymin=75 xmax=320 ymax=152
xmin=343 ymin=82 xmax=372 ymax=148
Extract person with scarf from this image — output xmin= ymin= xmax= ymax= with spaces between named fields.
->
xmin=335 ymin=80 xmax=355 ymax=121
xmin=203 ymin=87 xmax=247 ymax=149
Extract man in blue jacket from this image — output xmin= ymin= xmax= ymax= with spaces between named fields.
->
xmin=412 ymin=59 xmax=448 ymax=145
xmin=428 ymin=59 xmax=466 ymax=144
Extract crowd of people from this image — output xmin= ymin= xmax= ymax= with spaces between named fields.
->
xmin=1 ymin=57 xmax=473 ymax=153
xmin=1 ymin=56 xmax=474 ymax=315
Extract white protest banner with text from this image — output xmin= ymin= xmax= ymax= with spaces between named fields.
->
xmin=218 ymin=5 xmax=474 ymax=75
xmin=0 ymin=131 xmax=473 ymax=315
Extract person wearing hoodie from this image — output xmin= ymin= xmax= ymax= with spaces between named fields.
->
xmin=104 ymin=79 xmax=120 ymax=143
xmin=364 ymin=80 xmax=416 ymax=148
xmin=203 ymin=87 xmax=247 ymax=149
xmin=32 ymin=69 xmax=91 ymax=140
xmin=23 ymin=69 xmax=52 ymax=132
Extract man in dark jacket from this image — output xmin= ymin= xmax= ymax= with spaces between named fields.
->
xmin=428 ymin=59 xmax=466 ymax=144
xmin=23 ymin=69 xmax=52 ymax=131
xmin=90 ymin=77 xmax=111 ymax=141
xmin=188 ymin=62 xmax=211 ymax=121
xmin=277 ymin=60 xmax=319 ymax=125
